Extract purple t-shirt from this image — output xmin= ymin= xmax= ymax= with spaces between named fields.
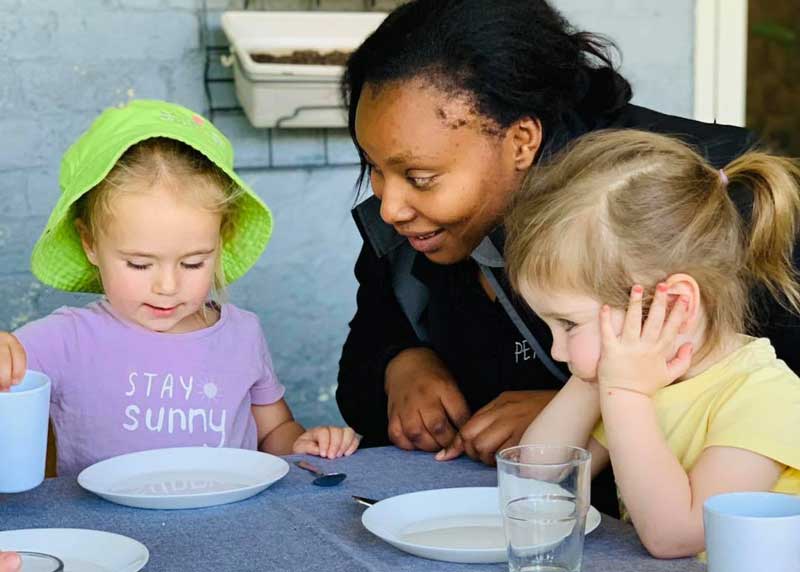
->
xmin=14 ymin=300 xmax=285 ymax=476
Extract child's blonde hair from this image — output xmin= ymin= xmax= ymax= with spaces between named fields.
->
xmin=505 ymin=129 xmax=800 ymax=357
xmin=76 ymin=137 xmax=242 ymax=302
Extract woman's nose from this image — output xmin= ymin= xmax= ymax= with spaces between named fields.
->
xmin=377 ymin=180 xmax=416 ymax=225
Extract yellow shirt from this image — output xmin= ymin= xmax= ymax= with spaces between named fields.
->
xmin=593 ymin=337 xmax=800 ymax=498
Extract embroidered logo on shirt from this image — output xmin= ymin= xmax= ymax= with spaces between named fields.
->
xmin=514 ymin=339 xmax=537 ymax=363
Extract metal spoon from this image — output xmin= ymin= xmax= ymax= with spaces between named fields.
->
xmin=294 ymin=460 xmax=347 ymax=486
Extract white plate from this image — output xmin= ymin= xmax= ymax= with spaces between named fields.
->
xmin=362 ymin=487 xmax=601 ymax=564
xmin=78 ymin=447 xmax=289 ymax=509
xmin=0 ymin=528 xmax=148 ymax=572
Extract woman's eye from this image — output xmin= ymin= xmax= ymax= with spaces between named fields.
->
xmin=126 ymin=261 xmax=150 ymax=270
xmin=182 ymin=261 xmax=205 ymax=270
xmin=408 ymin=175 xmax=435 ymax=188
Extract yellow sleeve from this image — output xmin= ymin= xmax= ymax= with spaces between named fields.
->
xmin=705 ymin=366 xmax=800 ymax=472
xmin=591 ymin=419 xmax=607 ymax=448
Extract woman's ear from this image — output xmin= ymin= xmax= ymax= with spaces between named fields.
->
xmin=664 ymin=273 xmax=701 ymax=332
xmin=74 ymin=219 xmax=98 ymax=266
xmin=508 ymin=117 xmax=542 ymax=171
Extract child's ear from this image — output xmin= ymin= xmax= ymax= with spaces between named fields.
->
xmin=74 ymin=219 xmax=98 ymax=266
xmin=664 ymin=273 xmax=701 ymax=331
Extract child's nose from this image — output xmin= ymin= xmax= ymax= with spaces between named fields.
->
xmin=153 ymin=268 xmax=179 ymax=295
xmin=550 ymin=338 xmax=568 ymax=363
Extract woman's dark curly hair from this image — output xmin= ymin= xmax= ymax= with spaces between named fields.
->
xmin=342 ymin=0 xmax=632 ymax=189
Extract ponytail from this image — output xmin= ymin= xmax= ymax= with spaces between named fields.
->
xmin=724 ymin=153 xmax=800 ymax=314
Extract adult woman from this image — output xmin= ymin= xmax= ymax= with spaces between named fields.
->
xmin=335 ymin=0 xmax=797 ymax=515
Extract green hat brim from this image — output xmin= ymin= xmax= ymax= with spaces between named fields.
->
xmin=30 ymin=101 xmax=272 ymax=293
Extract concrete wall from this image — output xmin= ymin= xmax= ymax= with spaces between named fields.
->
xmin=0 ymin=0 xmax=696 ymax=426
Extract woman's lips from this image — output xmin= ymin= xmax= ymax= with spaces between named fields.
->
xmin=406 ymin=229 xmax=446 ymax=253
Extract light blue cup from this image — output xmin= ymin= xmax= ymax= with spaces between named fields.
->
xmin=0 ymin=370 xmax=52 ymax=493
xmin=704 ymin=492 xmax=800 ymax=572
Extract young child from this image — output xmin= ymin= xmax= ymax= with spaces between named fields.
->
xmin=0 ymin=100 xmax=359 ymax=476
xmin=503 ymin=129 xmax=800 ymax=558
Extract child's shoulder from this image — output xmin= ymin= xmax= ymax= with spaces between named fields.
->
xmin=219 ymin=303 xmax=267 ymax=337
xmin=729 ymin=337 xmax=800 ymax=396
xmin=14 ymin=299 xmax=111 ymax=335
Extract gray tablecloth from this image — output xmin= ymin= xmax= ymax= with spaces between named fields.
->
xmin=0 ymin=446 xmax=704 ymax=571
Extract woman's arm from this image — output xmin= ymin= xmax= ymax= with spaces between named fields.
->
xmin=336 ymin=242 xmax=427 ymax=446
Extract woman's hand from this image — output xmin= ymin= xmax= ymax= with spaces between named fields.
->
xmin=0 ymin=332 xmax=26 ymax=392
xmin=292 ymin=426 xmax=361 ymax=458
xmin=384 ymin=348 xmax=471 ymax=452
xmin=598 ymin=284 xmax=693 ymax=397
xmin=435 ymin=390 xmax=556 ymax=464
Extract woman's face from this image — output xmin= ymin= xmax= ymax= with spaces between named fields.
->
xmin=355 ymin=79 xmax=540 ymax=264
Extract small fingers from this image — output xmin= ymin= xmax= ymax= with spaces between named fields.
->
xmin=660 ymin=295 xmax=690 ymax=346
xmin=336 ymin=427 xmax=356 ymax=457
xmin=599 ymin=304 xmax=617 ymax=348
xmin=344 ymin=432 xmax=361 ymax=456
xmin=0 ymin=344 xmax=12 ymax=391
xmin=621 ymin=285 xmax=644 ymax=343
xmin=642 ymin=283 xmax=668 ymax=341
xmin=292 ymin=435 xmax=320 ymax=456
xmin=315 ymin=427 xmax=331 ymax=458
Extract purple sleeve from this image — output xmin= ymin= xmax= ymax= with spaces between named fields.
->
xmin=13 ymin=308 xmax=75 ymax=398
xmin=249 ymin=330 xmax=286 ymax=406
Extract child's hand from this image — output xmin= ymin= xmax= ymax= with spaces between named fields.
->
xmin=0 ymin=551 xmax=21 ymax=572
xmin=598 ymin=284 xmax=693 ymax=397
xmin=292 ymin=426 xmax=361 ymax=458
xmin=0 ymin=332 xmax=27 ymax=392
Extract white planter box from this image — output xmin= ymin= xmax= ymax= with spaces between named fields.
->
xmin=221 ymin=11 xmax=387 ymax=128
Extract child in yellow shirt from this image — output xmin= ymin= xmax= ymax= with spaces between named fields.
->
xmin=503 ymin=129 xmax=800 ymax=558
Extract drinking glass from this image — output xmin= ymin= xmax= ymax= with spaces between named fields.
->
xmin=497 ymin=445 xmax=591 ymax=572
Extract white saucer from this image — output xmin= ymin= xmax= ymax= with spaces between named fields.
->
xmin=362 ymin=486 xmax=601 ymax=564
xmin=0 ymin=528 xmax=148 ymax=572
xmin=78 ymin=447 xmax=289 ymax=509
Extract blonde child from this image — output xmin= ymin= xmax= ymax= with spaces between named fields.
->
xmin=503 ymin=130 xmax=800 ymax=557
xmin=0 ymin=100 xmax=359 ymax=476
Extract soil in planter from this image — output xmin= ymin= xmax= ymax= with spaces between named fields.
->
xmin=251 ymin=50 xmax=351 ymax=65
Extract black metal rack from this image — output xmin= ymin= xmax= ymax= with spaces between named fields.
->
xmin=200 ymin=0 xmax=380 ymax=170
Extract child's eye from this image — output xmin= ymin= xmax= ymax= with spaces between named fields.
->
xmin=181 ymin=261 xmax=205 ymax=270
xmin=126 ymin=261 xmax=151 ymax=270
xmin=560 ymin=319 xmax=578 ymax=332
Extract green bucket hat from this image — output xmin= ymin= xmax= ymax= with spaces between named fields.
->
xmin=31 ymin=99 xmax=273 ymax=293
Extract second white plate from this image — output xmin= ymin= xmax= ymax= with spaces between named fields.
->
xmin=0 ymin=528 xmax=148 ymax=572
xmin=78 ymin=447 xmax=289 ymax=509
xmin=362 ymin=486 xmax=601 ymax=564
